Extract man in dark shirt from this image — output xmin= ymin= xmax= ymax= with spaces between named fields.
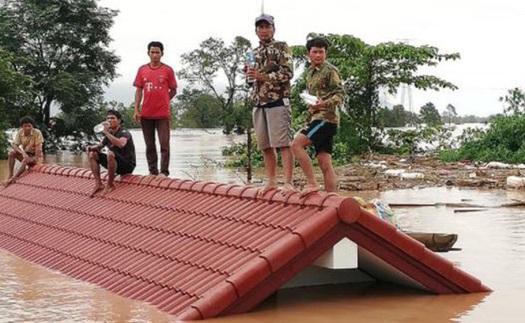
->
xmin=87 ymin=109 xmax=136 ymax=196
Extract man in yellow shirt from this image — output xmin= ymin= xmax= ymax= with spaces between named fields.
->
xmin=3 ymin=116 xmax=44 ymax=187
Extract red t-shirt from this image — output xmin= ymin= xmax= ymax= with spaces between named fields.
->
xmin=133 ymin=63 xmax=177 ymax=119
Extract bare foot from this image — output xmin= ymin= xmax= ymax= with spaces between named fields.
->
xmin=2 ymin=179 xmax=13 ymax=188
xmin=157 ymin=173 xmax=168 ymax=179
xmin=258 ymin=182 xmax=278 ymax=197
xmin=90 ymin=184 xmax=105 ymax=197
xmin=103 ymin=185 xmax=115 ymax=194
xmin=300 ymin=185 xmax=320 ymax=197
xmin=281 ymin=183 xmax=296 ymax=195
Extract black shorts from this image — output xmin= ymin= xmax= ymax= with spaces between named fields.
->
xmin=98 ymin=152 xmax=135 ymax=175
xmin=300 ymin=120 xmax=338 ymax=155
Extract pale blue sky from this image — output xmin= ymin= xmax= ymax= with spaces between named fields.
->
xmin=99 ymin=0 xmax=525 ymax=117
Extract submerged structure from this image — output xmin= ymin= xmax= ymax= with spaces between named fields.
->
xmin=0 ymin=165 xmax=490 ymax=320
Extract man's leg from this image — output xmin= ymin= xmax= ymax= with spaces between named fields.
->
xmin=88 ymin=151 xmax=104 ymax=196
xmin=3 ymin=152 xmax=32 ymax=187
xmin=104 ymin=151 xmax=117 ymax=193
xmin=292 ymin=133 xmax=319 ymax=195
xmin=156 ymin=118 xmax=170 ymax=177
xmin=261 ymin=147 xmax=278 ymax=193
xmin=280 ymin=146 xmax=295 ymax=193
xmin=142 ymin=118 xmax=158 ymax=175
xmin=253 ymin=107 xmax=277 ymax=195
xmin=2 ymin=151 xmax=21 ymax=187
xmin=6 ymin=150 xmax=19 ymax=178
xmin=317 ymin=151 xmax=337 ymax=192
xmin=263 ymin=105 xmax=294 ymax=193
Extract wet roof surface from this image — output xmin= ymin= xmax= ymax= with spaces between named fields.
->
xmin=0 ymin=165 xmax=490 ymax=320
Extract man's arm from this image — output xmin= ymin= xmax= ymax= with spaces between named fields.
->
xmin=133 ymin=87 xmax=143 ymax=124
xmin=308 ymin=69 xmax=345 ymax=114
xmin=169 ymin=87 xmax=177 ymax=99
xmin=103 ymin=129 xmax=128 ymax=149
xmin=169 ymin=68 xmax=178 ymax=99
xmin=11 ymin=143 xmax=28 ymax=160
xmin=266 ymin=43 xmax=294 ymax=83
xmin=34 ymin=143 xmax=43 ymax=164
xmin=87 ymin=141 xmax=104 ymax=152
xmin=250 ymin=44 xmax=294 ymax=84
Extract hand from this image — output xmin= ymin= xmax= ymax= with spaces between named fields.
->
xmin=87 ymin=145 xmax=99 ymax=153
xmin=246 ymin=66 xmax=263 ymax=82
xmin=102 ymin=121 xmax=109 ymax=134
xmin=308 ymin=99 xmax=326 ymax=113
xmin=22 ymin=154 xmax=30 ymax=163
xmin=133 ymin=111 xmax=141 ymax=125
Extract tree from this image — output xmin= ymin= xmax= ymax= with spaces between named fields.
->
xmin=0 ymin=48 xmax=33 ymax=158
xmin=179 ymin=36 xmax=252 ymax=133
xmin=0 ymin=48 xmax=32 ymax=122
xmin=500 ymin=87 xmax=525 ymax=115
xmin=419 ymin=102 xmax=442 ymax=126
xmin=380 ymin=104 xmax=411 ymax=127
xmin=174 ymin=89 xmax=223 ymax=128
xmin=442 ymin=103 xmax=458 ymax=125
xmin=0 ymin=0 xmax=120 ymax=126
xmin=292 ymin=34 xmax=459 ymax=154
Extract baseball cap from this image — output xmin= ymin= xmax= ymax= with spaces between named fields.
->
xmin=255 ymin=13 xmax=274 ymax=26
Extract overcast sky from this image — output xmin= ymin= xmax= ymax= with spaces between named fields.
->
xmin=99 ymin=0 xmax=525 ymax=117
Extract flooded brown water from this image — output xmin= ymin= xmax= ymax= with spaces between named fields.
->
xmin=1 ymin=129 xmax=525 ymax=322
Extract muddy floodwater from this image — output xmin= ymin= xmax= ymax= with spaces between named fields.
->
xmin=1 ymin=129 xmax=524 ymax=322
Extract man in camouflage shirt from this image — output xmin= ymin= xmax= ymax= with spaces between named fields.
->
xmin=246 ymin=13 xmax=295 ymax=196
xmin=292 ymin=37 xmax=345 ymax=195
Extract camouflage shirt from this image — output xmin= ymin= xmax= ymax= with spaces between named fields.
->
xmin=250 ymin=39 xmax=294 ymax=107
xmin=306 ymin=62 xmax=344 ymax=124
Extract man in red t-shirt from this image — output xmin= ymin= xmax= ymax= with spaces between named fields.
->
xmin=133 ymin=41 xmax=177 ymax=177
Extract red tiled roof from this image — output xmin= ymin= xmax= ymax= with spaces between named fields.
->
xmin=0 ymin=165 xmax=490 ymax=320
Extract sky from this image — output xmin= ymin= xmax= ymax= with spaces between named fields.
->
xmin=98 ymin=0 xmax=525 ymax=117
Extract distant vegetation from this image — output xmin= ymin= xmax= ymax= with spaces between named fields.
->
xmin=440 ymin=88 xmax=525 ymax=163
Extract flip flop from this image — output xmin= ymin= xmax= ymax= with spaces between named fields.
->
xmin=2 ymin=179 xmax=13 ymax=188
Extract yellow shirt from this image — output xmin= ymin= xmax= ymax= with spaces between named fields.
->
xmin=14 ymin=128 xmax=43 ymax=154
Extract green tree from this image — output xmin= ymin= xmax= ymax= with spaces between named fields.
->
xmin=419 ymin=102 xmax=442 ymax=126
xmin=442 ymin=103 xmax=458 ymax=125
xmin=446 ymin=87 xmax=525 ymax=163
xmin=380 ymin=104 xmax=411 ymax=127
xmin=0 ymin=0 xmax=120 ymax=126
xmin=179 ymin=36 xmax=252 ymax=133
xmin=0 ymin=48 xmax=32 ymax=158
xmin=292 ymin=34 xmax=459 ymax=154
xmin=500 ymin=87 xmax=525 ymax=115
xmin=174 ymin=89 xmax=223 ymax=128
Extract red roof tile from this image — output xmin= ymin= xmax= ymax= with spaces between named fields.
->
xmin=0 ymin=165 xmax=490 ymax=320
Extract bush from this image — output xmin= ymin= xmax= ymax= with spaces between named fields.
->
xmin=0 ymin=130 xmax=8 ymax=159
xmin=439 ymin=115 xmax=525 ymax=163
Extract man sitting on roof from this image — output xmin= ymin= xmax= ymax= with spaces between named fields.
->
xmin=86 ymin=109 xmax=136 ymax=196
xmin=2 ymin=116 xmax=44 ymax=187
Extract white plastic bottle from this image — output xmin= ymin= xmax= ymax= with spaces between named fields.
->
xmin=245 ymin=50 xmax=256 ymax=84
